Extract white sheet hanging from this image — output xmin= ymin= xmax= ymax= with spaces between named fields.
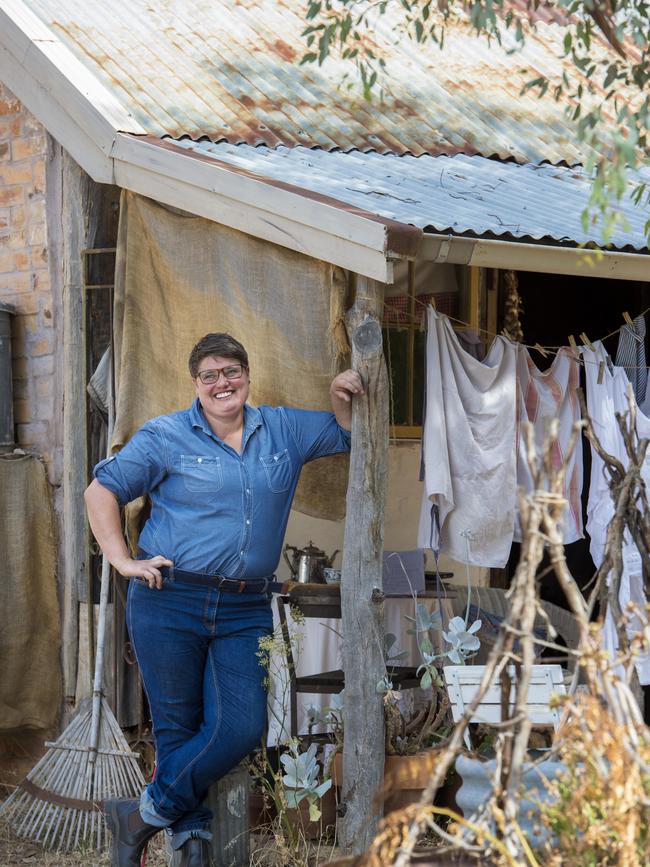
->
xmin=417 ymin=309 xmax=518 ymax=568
xmin=515 ymin=346 xmax=583 ymax=544
xmin=583 ymin=341 xmax=650 ymax=684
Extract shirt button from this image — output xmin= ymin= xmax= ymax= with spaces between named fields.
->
xmin=197 ymin=457 xmax=203 ymax=463
xmin=246 ymin=488 xmax=250 ymax=494
xmin=240 ymin=550 xmax=244 ymax=556
xmin=246 ymin=519 xmax=251 ymax=525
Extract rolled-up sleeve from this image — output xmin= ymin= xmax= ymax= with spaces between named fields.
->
xmin=282 ymin=408 xmax=351 ymax=463
xmin=93 ymin=422 xmax=168 ymax=505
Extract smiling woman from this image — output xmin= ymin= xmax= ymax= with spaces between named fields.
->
xmin=83 ymin=331 xmax=363 ymax=867
xmin=190 ymin=337 xmax=252 ymax=451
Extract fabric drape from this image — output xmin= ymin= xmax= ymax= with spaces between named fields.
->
xmin=583 ymin=341 xmax=650 ymax=684
xmin=112 ymin=191 xmax=350 ymax=524
xmin=417 ymin=309 xmax=518 ymax=568
xmin=615 ymin=314 xmax=647 ymax=406
xmin=0 ymin=453 xmax=61 ymax=730
xmin=515 ymin=346 xmax=583 ymax=544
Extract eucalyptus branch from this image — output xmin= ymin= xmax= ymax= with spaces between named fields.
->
xmin=300 ymin=0 xmax=650 ymax=242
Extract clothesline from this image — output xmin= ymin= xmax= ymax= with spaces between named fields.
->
xmin=416 ymin=306 xmax=650 ymax=683
xmin=384 ymin=294 xmax=650 ymax=370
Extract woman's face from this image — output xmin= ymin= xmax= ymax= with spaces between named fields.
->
xmin=193 ymin=355 xmax=250 ymax=426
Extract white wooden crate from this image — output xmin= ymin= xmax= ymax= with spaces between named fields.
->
xmin=444 ymin=664 xmax=566 ymax=748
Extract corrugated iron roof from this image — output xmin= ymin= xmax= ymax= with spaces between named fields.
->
xmin=168 ymin=139 xmax=650 ymax=252
xmin=19 ymin=0 xmax=617 ymax=163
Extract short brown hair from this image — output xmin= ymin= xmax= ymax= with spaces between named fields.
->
xmin=188 ymin=333 xmax=249 ymax=377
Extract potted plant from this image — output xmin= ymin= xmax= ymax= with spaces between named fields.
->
xmin=332 ymin=604 xmax=482 ymax=814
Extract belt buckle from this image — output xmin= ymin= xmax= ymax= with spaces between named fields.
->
xmin=219 ymin=577 xmax=246 ymax=593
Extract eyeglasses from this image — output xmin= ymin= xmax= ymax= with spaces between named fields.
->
xmin=197 ymin=364 xmax=246 ymax=385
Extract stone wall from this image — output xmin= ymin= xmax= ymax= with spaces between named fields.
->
xmin=0 ymin=82 xmax=57 ymax=475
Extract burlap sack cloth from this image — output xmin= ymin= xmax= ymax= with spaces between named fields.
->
xmin=0 ymin=453 xmax=61 ymax=730
xmin=112 ymin=191 xmax=350 ymax=539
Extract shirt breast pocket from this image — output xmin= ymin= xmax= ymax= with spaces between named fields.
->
xmin=181 ymin=455 xmax=223 ymax=492
xmin=260 ymin=449 xmax=292 ymax=493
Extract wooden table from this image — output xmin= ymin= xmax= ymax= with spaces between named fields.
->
xmin=273 ymin=581 xmax=456 ymax=740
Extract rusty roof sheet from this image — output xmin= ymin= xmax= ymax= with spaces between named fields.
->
xmin=18 ymin=0 xmax=618 ymax=163
xmin=167 ymin=139 xmax=650 ymax=252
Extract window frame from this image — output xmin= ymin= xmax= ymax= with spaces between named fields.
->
xmin=385 ymin=264 xmax=486 ymax=440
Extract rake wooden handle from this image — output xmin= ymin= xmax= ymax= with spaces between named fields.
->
xmin=89 ymin=348 xmax=115 ymax=763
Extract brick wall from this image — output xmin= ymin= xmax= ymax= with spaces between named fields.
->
xmin=0 ymin=82 xmax=56 ymax=472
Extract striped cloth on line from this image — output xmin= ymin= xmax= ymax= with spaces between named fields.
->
xmin=615 ymin=314 xmax=647 ymax=405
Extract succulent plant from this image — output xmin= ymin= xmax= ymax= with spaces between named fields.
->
xmin=280 ymin=742 xmax=332 ymax=821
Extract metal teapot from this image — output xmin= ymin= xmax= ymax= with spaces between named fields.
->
xmin=283 ymin=541 xmax=339 ymax=584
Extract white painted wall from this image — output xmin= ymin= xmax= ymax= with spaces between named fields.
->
xmin=280 ymin=441 xmax=490 ymax=587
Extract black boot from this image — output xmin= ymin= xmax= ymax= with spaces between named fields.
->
xmin=104 ymin=798 xmax=161 ymax=867
xmin=178 ymin=837 xmax=212 ymax=867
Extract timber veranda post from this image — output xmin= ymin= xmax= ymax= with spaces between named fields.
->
xmin=61 ymin=151 xmax=92 ymax=715
xmin=340 ymin=274 xmax=389 ymax=853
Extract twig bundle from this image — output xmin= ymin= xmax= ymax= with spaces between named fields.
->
xmin=363 ymin=395 xmax=650 ymax=867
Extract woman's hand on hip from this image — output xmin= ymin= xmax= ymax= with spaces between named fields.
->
xmin=113 ymin=554 xmax=174 ymax=590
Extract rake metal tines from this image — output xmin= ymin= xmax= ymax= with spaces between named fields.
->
xmin=0 ymin=697 xmax=145 ymax=851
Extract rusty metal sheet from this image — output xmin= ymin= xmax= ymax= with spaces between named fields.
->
xmin=162 ymin=138 xmax=650 ymax=252
xmin=19 ymin=0 xmax=619 ymax=163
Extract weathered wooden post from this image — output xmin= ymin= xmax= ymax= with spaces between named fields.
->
xmin=168 ymin=763 xmax=250 ymax=867
xmin=60 ymin=150 xmax=92 ymax=714
xmin=207 ymin=764 xmax=250 ymax=866
xmin=339 ymin=275 xmax=389 ymax=853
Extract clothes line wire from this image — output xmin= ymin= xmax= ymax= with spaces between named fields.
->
xmin=382 ymin=295 xmax=650 ymax=370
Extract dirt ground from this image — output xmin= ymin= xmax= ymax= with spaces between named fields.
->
xmin=0 ymin=819 xmax=343 ymax=866
xmin=0 ymin=819 xmax=170 ymax=866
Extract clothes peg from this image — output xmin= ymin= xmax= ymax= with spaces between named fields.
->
xmin=623 ymin=311 xmax=634 ymax=327
xmin=597 ymin=361 xmax=605 ymax=384
xmin=579 ymin=332 xmax=596 ymax=352
xmin=534 ymin=343 xmax=549 ymax=358
xmin=568 ymin=335 xmax=579 ymax=357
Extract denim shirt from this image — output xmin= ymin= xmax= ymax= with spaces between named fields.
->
xmin=94 ymin=400 xmax=351 ymax=578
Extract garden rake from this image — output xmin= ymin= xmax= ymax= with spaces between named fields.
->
xmin=0 ymin=349 xmax=145 ymax=850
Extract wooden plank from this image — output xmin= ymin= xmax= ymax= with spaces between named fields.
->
xmin=113 ymin=134 xmax=392 ymax=251
xmin=463 ymin=707 xmax=558 ymax=725
xmin=168 ymin=763 xmax=250 ymax=867
xmin=389 ymin=425 xmax=421 ymax=439
xmin=207 ymin=764 xmax=250 ymax=867
xmin=339 ymin=275 xmax=389 ymax=853
xmin=447 ymin=664 xmax=564 ymax=685
xmin=45 ymin=136 xmax=76 ymax=717
xmin=112 ymin=137 xmax=397 ymax=282
xmin=60 ymin=151 xmax=92 ymax=705
xmin=468 ymin=266 xmax=480 ymax=331
xmin=452 ymin=684 xmax=554 ymax=704
xmin=113 ymin=158 xmax=394 ymax=282
xmin=0 ymin=0 xmax=142 ymax=143
xmin=487 ymin=268 xmax=499 ymax=337
xmin=419 ymin=233 xmax=650 ymax=282
xmin=0 ymin=43 xmax=113 ymax=183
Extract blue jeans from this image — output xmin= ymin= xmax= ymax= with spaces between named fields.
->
xmin=126 ymin=577 xmax=272 ymax=842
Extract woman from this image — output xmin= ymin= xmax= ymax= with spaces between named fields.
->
xmin=85 ymin=332 xmax=362 ymax=867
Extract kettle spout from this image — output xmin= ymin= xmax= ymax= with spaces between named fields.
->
xmin=326 ymin=549 xmax=340 ymax=568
